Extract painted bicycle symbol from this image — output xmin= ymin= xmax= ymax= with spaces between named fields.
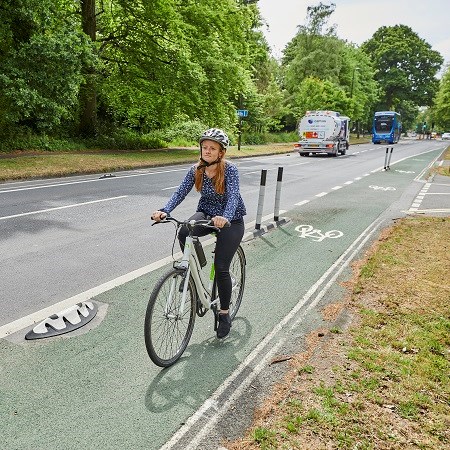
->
xmin=369 ymin=185 xmax=396 ymax=191
xmin=295 ymin=224 xmax=343 ymax=242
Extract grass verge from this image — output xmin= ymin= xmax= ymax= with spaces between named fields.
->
xmin=227 ymin=217 xmax=449 ymax=450
xmin=0 ymin=137 xmax=372 ymax=182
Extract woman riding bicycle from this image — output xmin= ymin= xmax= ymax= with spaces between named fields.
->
xmin=151 ymin=128 xmax=247 ymax=339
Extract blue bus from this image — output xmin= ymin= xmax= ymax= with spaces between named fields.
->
xmin=372 ymin=111 xmax=401 ymax=144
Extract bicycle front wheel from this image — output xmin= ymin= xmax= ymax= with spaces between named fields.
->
xmin=144 ymin=268 xmax=196 ymax=367
xmin=229 ymin=245 xmax=246 ymax=320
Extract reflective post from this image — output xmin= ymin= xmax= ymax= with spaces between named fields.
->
xmin=255 ymin=169 xmax=267 ymax=230
xmin=274 ymin=167 xmax=283 ymax=222
xmin=386 ymin=146 xmax=394 ymax=169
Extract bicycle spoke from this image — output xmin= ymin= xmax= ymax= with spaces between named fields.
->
xmin=144 ymin=269 xmax=196 ymax=367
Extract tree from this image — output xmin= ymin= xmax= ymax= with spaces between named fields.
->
xmin=96 ymin=0 xmax=257 ymax=131
xmin=79 ymin=0 xmax=98 ymax=136
xmin=361 ymin=25 xmax=443 ymax=110
xmin=433 ymin=65 xmax=450 ymax=131
xmin=0 ymin=0 xmax=93 ymax=135
xmin=280 ymin=2 xmax=378 ymax=130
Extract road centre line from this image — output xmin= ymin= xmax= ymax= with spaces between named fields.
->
xmin=243 ymin=162 xmax=308 ymax=175
xmin=0 ymin=196 xmax=128 ymax=221
xmin=0 ymin=167 xmax=188 ymax=194
xmin=165 ymin=217 xmax=385 ymax=450
xmin=0 ymin=212 xmax=280 ymax=339
xmin=295 ymin=200 xmax=310 ymax=206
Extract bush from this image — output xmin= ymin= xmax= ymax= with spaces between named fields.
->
xmin=161 ymin=119 xmax=209 ymax=144
xmin=0 ymin=128 xmax=168 ymax=152
xmin=0 ymin=133 xmax=85 ymax=152
xmin=87 ymin=129 xmax=167 ymax=150
xmin=240 ymin=131 xmax=298 ymax=145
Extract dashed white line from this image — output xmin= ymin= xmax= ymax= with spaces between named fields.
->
xmin=316 ymin=192 xmax=328 ymax=197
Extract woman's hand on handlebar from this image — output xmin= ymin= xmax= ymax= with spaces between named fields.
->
xmin=151 ymin=210 xmax=167 ymax=222
xmin=211 ymin=215 xmax=230 ymax=228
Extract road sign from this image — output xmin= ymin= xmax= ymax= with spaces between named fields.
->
xmin=237 ymin=109 xmax=248 ymax=118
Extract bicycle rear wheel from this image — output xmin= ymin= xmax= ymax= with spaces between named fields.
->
xmin=144 ymin=268 xmax=196 ymax=367
xmin=228 ymin=245 xmax=246 ymax=320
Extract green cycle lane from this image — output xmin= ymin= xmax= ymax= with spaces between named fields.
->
xmin=0 ymin=149 xmax=440 ymax=450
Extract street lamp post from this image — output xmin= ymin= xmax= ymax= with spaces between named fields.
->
xmin=350 ymin=67 xmax=360 ymax=138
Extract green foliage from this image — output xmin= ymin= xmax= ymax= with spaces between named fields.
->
xmin=280 ymin=3 xmax=379 ymax=128
xmin=252 ymin=427 xmax=277 ymax=448
xmin=0 ymin=0 xmax=94 ymax=135
xmin=97 ymin=0 xmax=256 ymax=131
xmin=361 ymin=25 xmax=443 ymax=109
xmin=89 ymin=129 xmax=167 ymax=150
xmin=290 ymin=76 xmax=349 ymax=118
xmin=159 ymin=119 xmax=209 ymax=144
xmin=0 ymin=128 xmax=167 ymax=152
xmin=0 ymin=0 xmax=445 ymax=149
xmin=433 ymin=65 xmax=450 ymax=130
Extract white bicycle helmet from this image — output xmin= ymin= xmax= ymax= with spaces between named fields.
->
xmin=199 ymin=128 xmax=230 ymax=150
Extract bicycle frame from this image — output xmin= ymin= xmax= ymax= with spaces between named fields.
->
xmin=173 ymin=234 xmax=219 ymax=317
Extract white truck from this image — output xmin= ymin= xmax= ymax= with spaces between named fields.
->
xmin=294 ymin=110 xmax=350 ymax=157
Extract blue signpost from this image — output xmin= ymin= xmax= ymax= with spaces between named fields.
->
xmin=236 ymin=109 xmax=248 ymax=150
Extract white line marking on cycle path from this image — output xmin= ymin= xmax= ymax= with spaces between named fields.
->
xmin=162 ymin=217 xmax=384 ymax=450
xmin=0 ymin=195 xmax=128 ymax=221
xmin=0 ymin=212 xmax=284 ymax=339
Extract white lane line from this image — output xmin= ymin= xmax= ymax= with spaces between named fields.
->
xmin=0 ymin=167 xmax=188 ymax=194
xmin=295 ymin=200 xmax=310 ymax=206
xmin=243 ymin=162 xmax=308 ymax=175
xmin=344 ymin=181 xmax=353 ymax=185
xmin=332 ymin=186 xmax=343 ymax=190
xmin=161 ymin=186 xmax=179 ymax=191
xmin=0 ymin=196 xmax=128 ymax=221
xmin=0 ymin=213 xmax=279 ymax=339
xmin=316 ymin=192 xmax=328 ymax=197
xmin=408 ymin=208 xmax=450 ymax=214
xmin=354 ymin=176 xmax=362 ymax=180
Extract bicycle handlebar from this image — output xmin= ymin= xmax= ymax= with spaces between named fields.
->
xmin=151 ymin=214 xmax=230 ymax=233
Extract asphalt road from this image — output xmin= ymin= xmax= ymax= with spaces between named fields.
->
xmin=0 ymin=139 xmax=448 ymax=449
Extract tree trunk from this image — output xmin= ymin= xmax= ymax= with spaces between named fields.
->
xmin=79 ymin=0 xmax=97 ymax=137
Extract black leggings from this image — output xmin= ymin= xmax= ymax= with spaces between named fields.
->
xmin=178 ymin=212 xmax=245 ymax=310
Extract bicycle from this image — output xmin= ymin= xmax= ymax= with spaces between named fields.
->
xmin=144 ymin=215 xmax=246 ymax=367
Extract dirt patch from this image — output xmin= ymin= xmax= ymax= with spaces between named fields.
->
xmin=225 ymin=217 xmax=449 ymax=449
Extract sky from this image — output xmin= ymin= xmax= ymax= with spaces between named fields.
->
xmin=257 ymin=0 xmax=450 ymax=68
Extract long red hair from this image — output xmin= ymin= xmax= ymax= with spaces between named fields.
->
xmin=194 ymin=157 xmax=226 ymax=194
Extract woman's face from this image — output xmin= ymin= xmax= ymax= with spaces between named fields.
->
xmin=201 ymin=139 xmax=223 ymax=163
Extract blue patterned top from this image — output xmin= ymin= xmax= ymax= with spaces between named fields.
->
xmin=161 ymin=162 xmax=247 ymax=222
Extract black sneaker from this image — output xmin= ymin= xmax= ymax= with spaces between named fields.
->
xmin=217 ymin=313 xmax=232 ymax=339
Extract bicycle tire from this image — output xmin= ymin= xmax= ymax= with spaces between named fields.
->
xmin=144 ymin=268 xmax=196 ymax=367
xmin=228 ymin=245 xmax=246 ymax=320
